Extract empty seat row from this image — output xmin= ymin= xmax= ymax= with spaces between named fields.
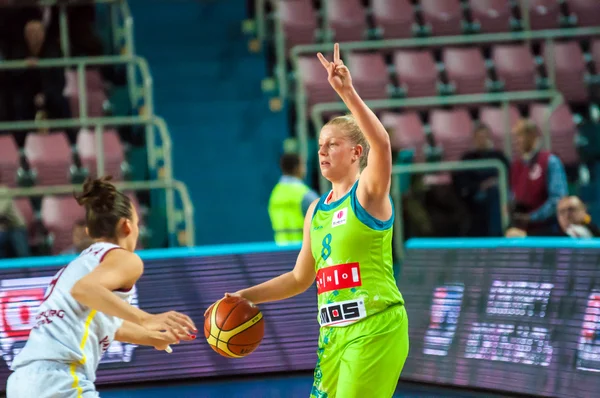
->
xmin=0 ymin=128 xmax=124 ymax=187
xmin=64 ymin=69 xmax=108 ymax=118
xmin=373 ymin=103 xmax=577 ymax=165
xmin=280 ymin=0 xmax=599 ymax=48
xmin=298 ymin=40 xmax=599 ymax=111
xmin=14 ymin=192 xmax=145 ymax=254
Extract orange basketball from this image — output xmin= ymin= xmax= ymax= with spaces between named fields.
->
xmin=204 ymin=296 xmax=264 ymax=358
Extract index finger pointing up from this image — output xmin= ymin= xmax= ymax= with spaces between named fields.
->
xmin=334 ymin=43 xmax=340 ymax=64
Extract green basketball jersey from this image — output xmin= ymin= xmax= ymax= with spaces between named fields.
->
xmin=310 ymin=181 xmax=404 ymax=327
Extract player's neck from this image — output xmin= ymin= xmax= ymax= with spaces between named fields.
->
xmin=92 ymin=238 xmax=121 ymax=247
xmin=329 ymin=175 xmax=359 ymax=203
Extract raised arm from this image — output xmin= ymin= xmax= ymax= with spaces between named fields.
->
xmin=223 ymin=199 xmax=319 ymax=305
xmin=317 ymin=43 xmax=392 ymax=202
xmin=71 ymin=249 xmax=196 ymax=337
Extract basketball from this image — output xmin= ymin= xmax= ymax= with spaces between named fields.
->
xmin=204 ymin=296 xmax=265 ymax=358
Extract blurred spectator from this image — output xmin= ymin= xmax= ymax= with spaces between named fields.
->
xmin=454 ymin=123 xmax=509 ymax=236
xmin=268 ymin=153 xmax=319 ymax=244
xmin=0 ymin=186 xmax=31 ymax=259
xmin=402 ymin=174 xmax=434 ymax=239
xmin=7 ymin=20 xmax=74 ymax=147
xmin=557 ymin=196 xmax=600 ymax=237
xmin=509 ymin=119 xmax=568 ymax=235
xmin=505 ymin=196 xmax=600 ymax=238
xmin=61 ymin=219 xmax=93 ymax=255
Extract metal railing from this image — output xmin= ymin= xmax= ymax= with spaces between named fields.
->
xmin=25 ymin=0 xmax=135 ymax=58
xmin=283 ymin=24 xmax=600 ymax=104
xmin=310 ymin=90 xmax=563 ymax=193
xmin=0 ymin=115 xmax=181 ymax=244
xmin=0 ymin=180 xmax=195 ymax=248
xmin=0 ymin=55 xmax=159 ymax=174
xmin=8 ymin=0 xmax=140 ymax=122
xmin=292 ymin=26 xmax=600 ymax=133
xmin=0 ymin=1 xmax=191 ymax=248
xmin=391 ymin=159 xmax=509 ymax=261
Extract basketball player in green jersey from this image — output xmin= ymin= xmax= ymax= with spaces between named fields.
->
xmin=214 ymin=43 xmax=408 ymax=397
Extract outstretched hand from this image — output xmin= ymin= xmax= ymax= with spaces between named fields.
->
xmin=203 ymin=292 xmax=245 ymax=318
xmin=317 ymin=43 xmax=353 ymax=95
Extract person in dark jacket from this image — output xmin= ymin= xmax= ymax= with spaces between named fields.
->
xmin=454 ymin=122 xmax=509 ymax=236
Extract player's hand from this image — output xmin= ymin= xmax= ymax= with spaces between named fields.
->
xmin=149 ymin=329 xmax=182 ymax=352
xmin=203 ymin=292 xmax=246 ymax=317
xmin=317 ymin=43 xmax=353 ymax=95
xmin=141 ymin=311 xmax=197 ymax=340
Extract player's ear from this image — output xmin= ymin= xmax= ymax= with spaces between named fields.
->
xmin=119 ymin=218 xmax=132 ymax=236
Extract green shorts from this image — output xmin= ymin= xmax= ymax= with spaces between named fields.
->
xmin=310 ymin=304 xmax=409 ymax=398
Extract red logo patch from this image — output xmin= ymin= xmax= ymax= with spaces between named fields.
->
xmin=316 ymin=263 xmax=362 ymax=294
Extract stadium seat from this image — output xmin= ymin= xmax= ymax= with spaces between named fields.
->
xmin=64 ymin=69 xmax=106 ymax=118
xmin=492 ymin=44 xmax=537 ymax=92
xmin=381 ymin=112 xmax=427 ymax=162
xmin=76 ymin=128 xmax=124 ymax=180
xmin=24 ymin=132 xmax=73 ymax=186
xmin=479 ymin=105 xmax=521 ymax=155
xmin=443 ymin=47 xmax=488 ymax=95
xmin=529 ymin=103 xmax=579 ymax=165
xmin=325 ymin=0 xmax=367 ymax=42
xmin=371 ymin=0 xmax=415 ymax=39
xmin=279 ymin=0 xmax=317 ymax=50
xmin=347 ymin=52 xmax=390 ymax=100
xmin=64 ymin=69 xmax=104 ymax=92
xmin=0 ymin=135 xmax=19 ymax=187
xmin=421 ymin=0 xmax=464 ymax=36
xmin=469 ymin=0 xmax=513 ymax=33
xmin=393 ymin=50 xmax=438 ymax=98
xmin=430 ymin=108 xmax=474 ymax=161
xmin=566 ymin=0 xmax=600 ymax=27
xmin=544 ymin=41 xmax=588 ymax=103
xmin=41 ymin=195 xmax=86 ymax=254
xmin=519 ymin=0 xmax=562 ymax=30
xmin=297 ymin=55 xmax=338 ymax=115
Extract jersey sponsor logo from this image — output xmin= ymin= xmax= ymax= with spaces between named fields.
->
xmin=331 ymin=207 xmax=348 ymax=228
xmin=316 ymin=262 xmax=362 ymax=294
xmin=34 ymin=309 xmax=66 ymax=328
xmin=0 ymin=276 xmax=139 ymax=367
xmin=319 ymin=298 xmax=367 ymax=327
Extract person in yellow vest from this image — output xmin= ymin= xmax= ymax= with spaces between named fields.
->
xmin=268 ymin=153 xmax=319 ymax=244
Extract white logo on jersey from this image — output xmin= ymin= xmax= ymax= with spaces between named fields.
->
xmin=332 ymin=207 xmax=348 ymax=228
xmin=319 ymin=298 xmax=366 ymax=327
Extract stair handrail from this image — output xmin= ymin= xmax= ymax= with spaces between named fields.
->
xmin=0 ymin=179 xmax=195 ymax=248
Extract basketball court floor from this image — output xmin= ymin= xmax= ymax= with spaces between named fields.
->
xmin=100 ymin=372 xmax=515 ymax=398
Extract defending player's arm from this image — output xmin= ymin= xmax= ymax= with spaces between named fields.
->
xmin=232 ymin=199 xmax=318 ymax=305
xmin=115 ymin=320 xmax=188 ymax=350
xmin=71 ymin=249 xmax=197 ymax=336
xmin=318 ymin=43 xmax=392 ymax=201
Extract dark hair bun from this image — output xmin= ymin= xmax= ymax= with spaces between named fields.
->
xmin=75 ymin=176 xmax=117 ymax=214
